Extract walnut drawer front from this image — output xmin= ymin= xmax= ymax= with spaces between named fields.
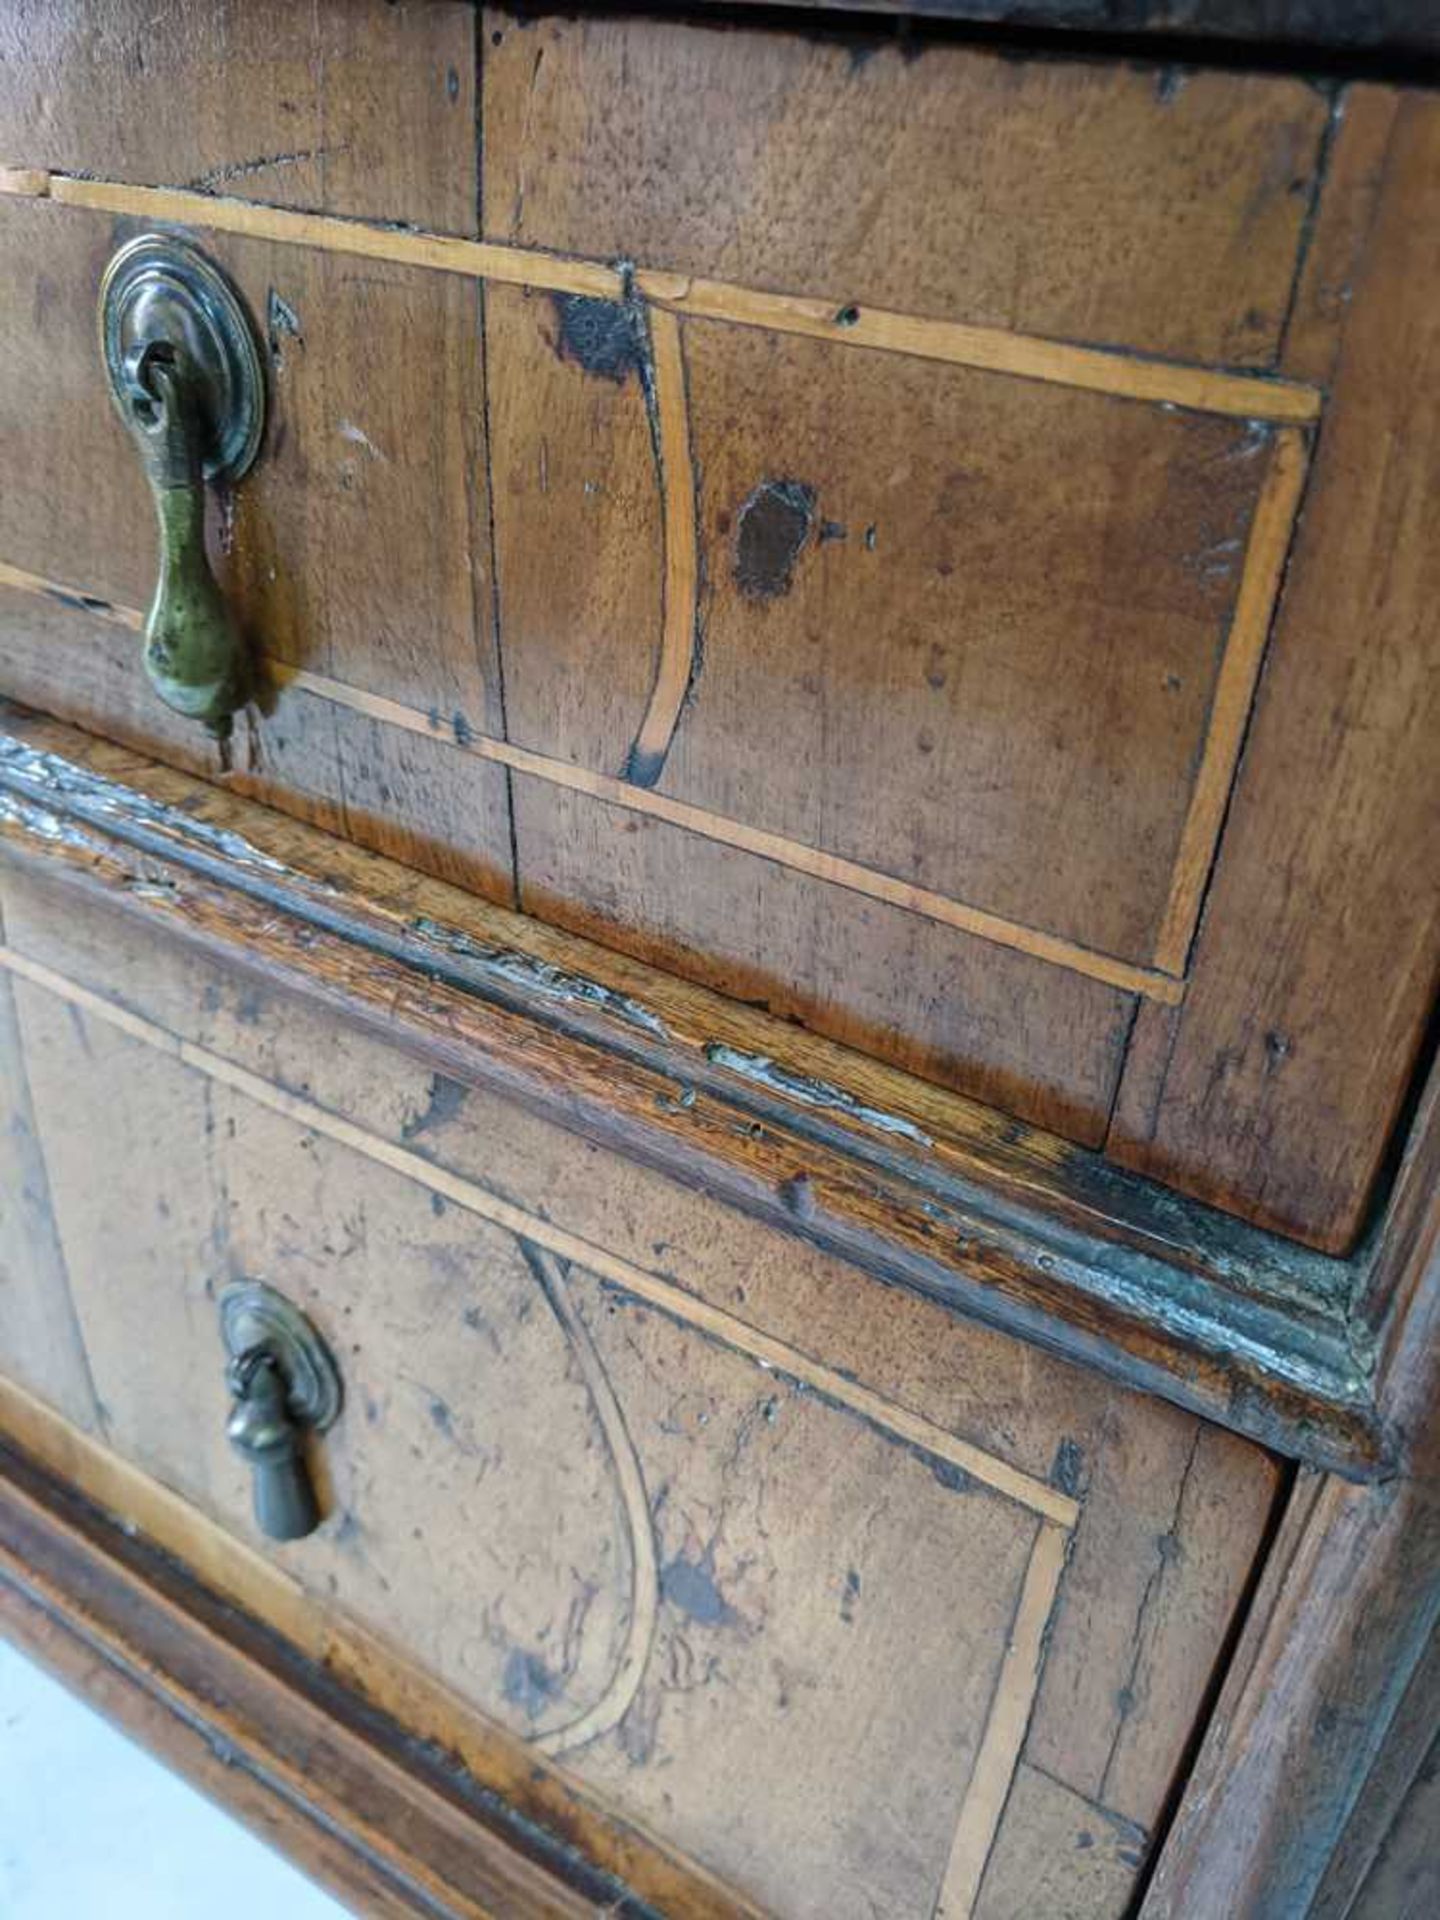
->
xmin=3 ymin=2 xmax=1434 ymax=1260
xmin=0 ymin=859 xmax=1285 ymax=1919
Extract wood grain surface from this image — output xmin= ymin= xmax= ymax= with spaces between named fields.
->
xmin=0 ymin=0 xmax=477 ymax=231
xmin=481 ymin=9 xmax=1328 ymax=365
xmin=1108 ymin=92 xmax=1440 ymax=1252
xmin=0 ymin=858 xmax=1286 ymax=1918
xmin=0 ymin=10 xmax=1432 ymax=1254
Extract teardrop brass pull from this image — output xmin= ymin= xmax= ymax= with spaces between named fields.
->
xmin=226 ymin=1349 xmax=322 ymax=1541
xmin=220 ymin=1282 xmax=342 ymax=1543
xmin=100 ymin=236 xmax=267 ymax=741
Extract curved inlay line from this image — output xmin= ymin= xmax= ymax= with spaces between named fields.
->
xmin=518 ymin=1242 xmax=661 ymax=1759
xmin=625 ymin=307 xmax=700 ymax=789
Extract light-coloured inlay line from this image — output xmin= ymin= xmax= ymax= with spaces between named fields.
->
xmin=625 ymin=306 xmax=700 ymax=787
xmin=1151 ymin=426 xmax=1311 ymax=974
xmin=281 ymin=666 xmax=1188 ymax=1002
xmin=0 ymin=558 xmax=1187 ymax=1003
xmin=522 ymin=1242 xmax=660 ymax=1761
xmin=44 ymin=171 xmax=623 ymax=300
xmin=0 ymin=560 xmax=143 ymax=632
xmin=635 ymin=269 xmax=1322 ymax=424
xmin=0 ymin=167 xmax=1322 ymax=422
xmin=0 ymin=941 xmax=1080 ymax=1531
xmin=935 ymin=1521 xmax=1072 ymax=1917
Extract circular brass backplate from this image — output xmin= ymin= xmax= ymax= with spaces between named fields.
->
xmin=100 ymin=233 xmax=266 ymax=485
xmin=219 ymin=1281 xmax=342 ymax=1433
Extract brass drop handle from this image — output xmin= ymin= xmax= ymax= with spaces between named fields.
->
xmin=226 ymin=1349 xmax=322 ymax=1541
xmin=100 ymin=235 xmax=267 ymax=741
xmin=220 ymin=1282 xmax=342 ymax=1543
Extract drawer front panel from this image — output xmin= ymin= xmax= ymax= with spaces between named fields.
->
xmin=0 ymin=108 xmax=1313 ymax=1156
xmin=0 ymin=0 xmax=1432 ymax=1252
xmin=0 ymin=867 xmax=1281 ymax=1918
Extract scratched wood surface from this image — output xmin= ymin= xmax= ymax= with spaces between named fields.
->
xmin=480 ymin=9 xmax=1328 ymax=365
xmin=0 ymin=866 xmax=1283 ymax=1919
xmin=0 ymin=0 xmax=477 ymax=231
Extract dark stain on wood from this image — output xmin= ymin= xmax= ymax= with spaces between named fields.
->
xmin=659 ymin=1546 xmax=742 ymax=1628
xmin=401 ymin=1071 xmax=467 ymax=1142
xmin=502 ymin=1645 xmax=565 ymax=1720
xmin=42 ymin=585 xmax=118 ymax=619
xmin=1051 ymin=1437 xmax=1086 ymax=1497
xmin=733 ymin=479 xmax=817 ymax=600
xmin=927 ymin=1452 xmax=976 ymax=1495
xmin=551 ymin=294 xmax=645 ymax=385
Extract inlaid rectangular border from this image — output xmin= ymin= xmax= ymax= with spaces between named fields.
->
xmin=0 ymin=166 xmax=1319 ymax=1001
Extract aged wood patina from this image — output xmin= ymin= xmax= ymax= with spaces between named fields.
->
xmin=0 ymin=6 xmax=1437 ymax=1917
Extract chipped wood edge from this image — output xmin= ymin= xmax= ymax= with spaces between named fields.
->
xmin=0 ymin=1374 xmax=762 ymax=1920
xmin=625 ymin=306 xmax=700 ymax=788
xmin=0 ymin=940 xmax=1081 ymax=1529
xmin=935 ymin=1520 xmax=1072 ymax=1917
xmin=1151 ymin=426 xmax=1312 ymax=975
xmin=0 ymin=168 xmax=1321 ymax=422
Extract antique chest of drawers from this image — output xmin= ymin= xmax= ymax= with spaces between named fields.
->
xmin=0 ymin=4 xmax=1437 ymax=1917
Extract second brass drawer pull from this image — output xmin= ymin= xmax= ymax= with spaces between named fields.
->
xmin=99 ymin=235 xmax=266 ymax=742
xmin=220 ymin=1281 xmax=341 ymax=1543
